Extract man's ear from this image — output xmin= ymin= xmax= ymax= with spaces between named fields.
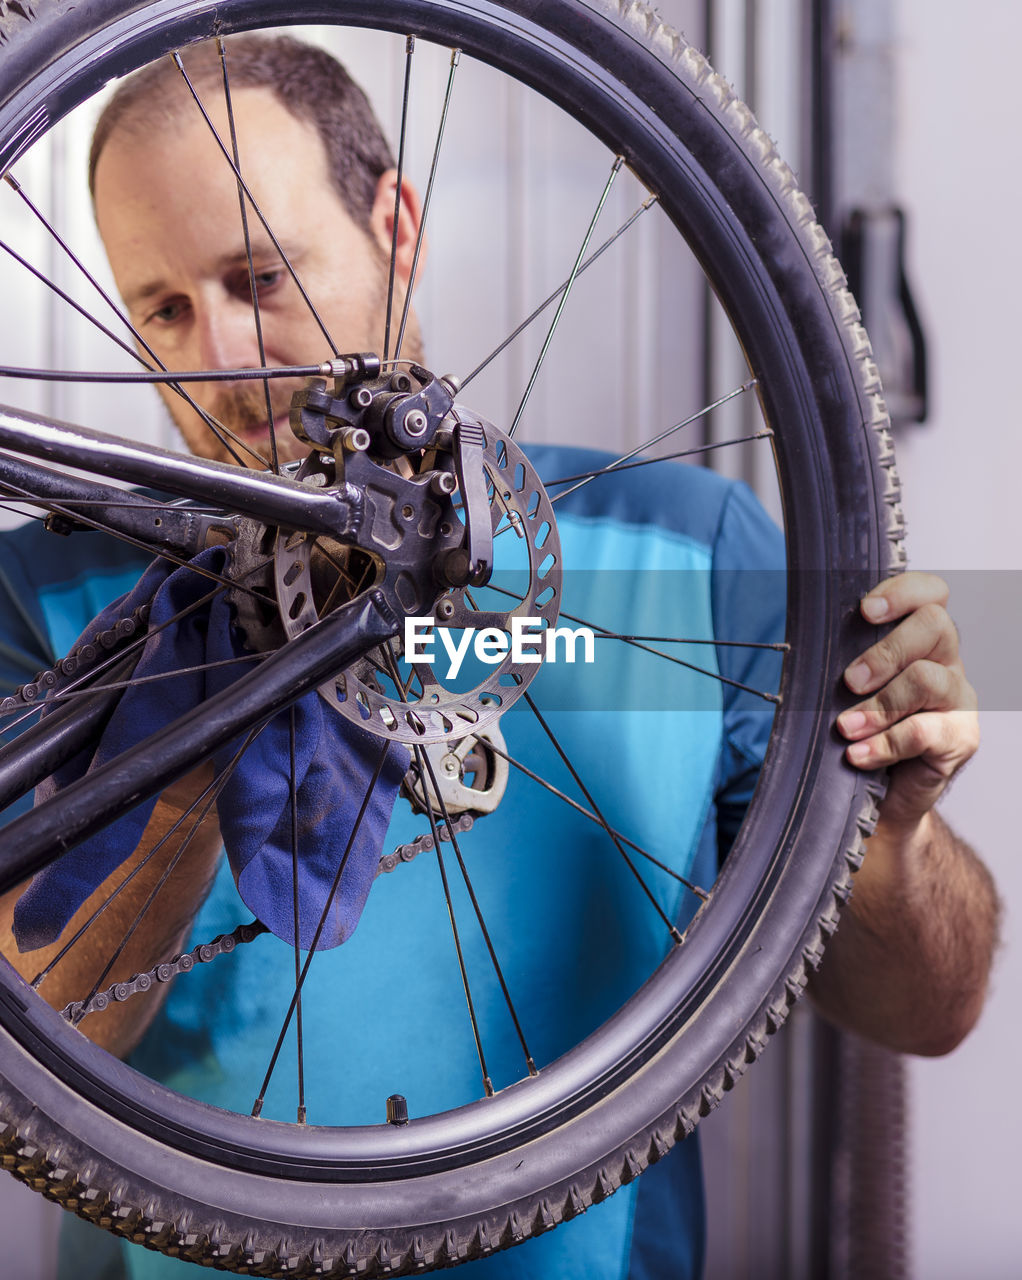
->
xmin=369 ymin=170 xmax=426 ymax=290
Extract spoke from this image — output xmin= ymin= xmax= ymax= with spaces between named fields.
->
xmin=473 ymin=733 xmax=709 ymax=902
xmin=319 ymin=573 xmax=355 ymax=620
xmin=0 ymin=476 xmax=272 ymax=605
xmin=545 ymin=380 xmax=759 ymax=506
xmin=395 ymin=48 xmax=460 ymax=361
xmin=0 ymin=500 xmax=44 ymax=522
xmin=0 ymin=236 xmax=149 ymax=365
xmin=460 ymin=194 xmax=658 ymax=391
xmin=4 ymin=173 xmax=154 ymax=357
xmin=0 ymin=557 xmax=276 ymax=744
xmin=32 ymin=653 xmax=267 ymax=706
xmin=359 ymin=644 xmax=417 ymax=697
xmin=312 ymin=542 xmax=370 ymax=618
xmin=382 ymin=641 xmax=534 ymax=1082
xmin=377 ymin=640 xmax=494 ymax=1091
xmin=288 ymin=707 xmax=307 ymax=1123
xmin=384 ymin=36 xmax=416 ymax=364
xmin=173 ymin=53 xmax=338 ymax=354
xmin=0 ymin=496 xmax=223 ymax=513
xmin=0 ymin=591 xmax=229 ymax=750
xmin=3 ymin=173 xmax=264 ymax=469
xmin=350 ymin=559 xmax=385 ymax=606
xmin=415 ymin=761 xmax=538 ymax=1077
xmin=45 ymin=725 xmax=261 ymax=998
xmin=521 ymin=690 xmax=683 ymax=945
xmin=397 ymin=661 xmax=420 ymax=698
xmin=218 ymin=38 xmax=279 ymax=473
xmin=508 ymin=156 xmax=624 ymax=438
xmin=414 ymin=745 xmax=494 ymax=1096
xmin=0 ymin=582 xmax=219 ymax=724
xmin=480 ymin=581 xmax=782 ymax=704
xmin=252 ymin=738 xmax=395 ymax=1118
xmin=544 ymin=429 xmax=773 ymax=488
xmin=69 ymin=768 xmax=239 ymax=1018
xmin=590 ymin=630 xmax=785 ymax=652
xmin=487 ymin=383 xmax=764 ymax=541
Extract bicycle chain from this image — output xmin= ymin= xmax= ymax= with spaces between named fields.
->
xmin=23 ymin=586 xmax=481 ymax=1019
xmin=376 ymin=813 xmax=475 ymax=877
xmin=0 ymin=602 xmax=151 ymax=715
xmin=59 ymin=919 xmax=267 ymax=1024
xmin=59 ymin=821 xmax=479 ymax=1023
xmin=1 ymin=486 xmax=489 ymax=1020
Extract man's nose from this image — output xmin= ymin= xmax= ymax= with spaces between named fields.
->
xmin=194 ymin=301 xmax=260 ymax=372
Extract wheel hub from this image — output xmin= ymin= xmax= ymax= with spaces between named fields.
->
xmin=271 ymin=360 xmax=562 ymax=745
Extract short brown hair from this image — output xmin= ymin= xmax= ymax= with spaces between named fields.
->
xmin=89 ymin=33 xmax=395 ymax=230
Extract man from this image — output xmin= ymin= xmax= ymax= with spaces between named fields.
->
xmin=0 ymin=32 xmax=1000 ymax=1280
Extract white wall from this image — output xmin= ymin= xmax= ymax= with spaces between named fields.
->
xmin=893 ymin=2 xmax=1021 ymax=1275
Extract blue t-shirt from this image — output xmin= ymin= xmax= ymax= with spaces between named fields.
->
xmin=0 ymin=448 xmax=784 ymax=1280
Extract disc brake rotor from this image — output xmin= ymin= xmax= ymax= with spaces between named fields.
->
xmin=274 ymin=412 xmax=561 ymax=746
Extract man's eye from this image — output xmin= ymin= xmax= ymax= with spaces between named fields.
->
xmin=146 ymin=299 xmax=188 ymax=326
xmin=228 ymin=268 xmax=284 ymax=302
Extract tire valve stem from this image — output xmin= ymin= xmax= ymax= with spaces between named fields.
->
xmin=386 ymin=1094 xmax=410 ymax=1126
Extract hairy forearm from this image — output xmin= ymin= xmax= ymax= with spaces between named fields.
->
xmin=0 ymin=770 xmax=223 ymax=1058
xmin=809 ymin=809 xmax=1001 ymax=1056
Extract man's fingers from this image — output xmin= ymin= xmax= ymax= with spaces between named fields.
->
xmin=845 ymin=600 xmax=959 ymax=695
xmin=837 ymin=571 xmax=980 ymax=826
xmin=858 ymin=571 xmax=949 ymax=625
xmin=838 ymin=659 xmax=975 ymax=741
xmin=843 ymin=708 xmax=980 ymax=774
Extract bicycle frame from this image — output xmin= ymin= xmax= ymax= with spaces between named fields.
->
xmin=0 ymin=376 xmax=551 ymax=893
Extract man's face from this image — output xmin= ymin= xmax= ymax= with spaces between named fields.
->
xmin=93 ymin=87 xmax=406 ymax=466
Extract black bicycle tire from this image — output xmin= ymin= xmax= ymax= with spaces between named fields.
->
xmin=0 ymin=0 xmax=904 ymax=1273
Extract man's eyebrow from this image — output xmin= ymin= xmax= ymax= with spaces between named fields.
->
xmin=122 ymin=278 xmax=174 ymax=309
xmin=217 ymin=244 xmax=301 ymax=273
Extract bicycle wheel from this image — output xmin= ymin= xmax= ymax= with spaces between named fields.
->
xmin=0 ymin=1 xmax=903 ymax=1274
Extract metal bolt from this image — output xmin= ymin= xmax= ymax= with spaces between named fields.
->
xmin=440 ymin=373 xmax=462 ymax=397
xmin=436 ymin=597 xmax=456 ymax=621
xmin=342 ymin=426 xmax=371 ymax=452
xmin=404 ymin=409 xmax=429 ymax=438
xmin=349 ymin=386 xmax=373 ymax=410
xmin=430 ymin=471 xmax=458 ymax=496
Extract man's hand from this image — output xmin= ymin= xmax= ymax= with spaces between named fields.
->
xmin=809 ymin=572 xmax=999 ymax=1056
xmin=837 ymin=571 xmax=979 ymax=828
xmin=0 ymin=768 xmax=223 ymax=1059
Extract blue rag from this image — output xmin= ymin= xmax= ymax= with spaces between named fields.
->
xmin=13 ymin=548 xmax=409 ymax=952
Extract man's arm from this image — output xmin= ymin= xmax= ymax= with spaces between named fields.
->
xmin=0 ymin=771 xmax=223 ymax=1059
xmin=811 ymin=572 xmax=1001 ymax=1055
